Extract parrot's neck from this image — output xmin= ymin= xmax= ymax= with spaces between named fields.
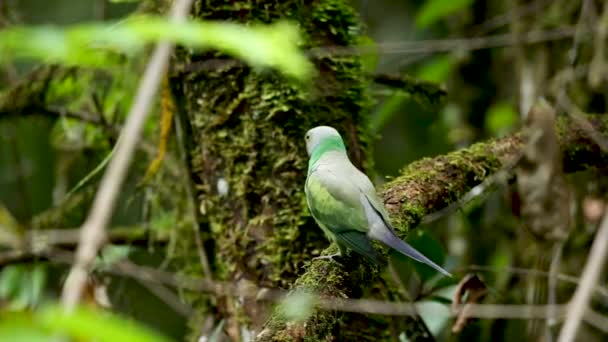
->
xmin=309 ymin=136 xmax=347 ymax=168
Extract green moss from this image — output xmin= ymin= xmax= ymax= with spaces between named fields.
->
xmin=169 ymin=0 xmax=372 ymax=339
xmin=381 ymin=136 xmax=505 ymax=234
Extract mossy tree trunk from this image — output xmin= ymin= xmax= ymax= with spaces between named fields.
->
xmin=169 ymin=0 xmax=375 ymax=339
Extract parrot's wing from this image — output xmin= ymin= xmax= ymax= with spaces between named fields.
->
xmin=345 ymin=165 xmax=452 ymax=276
xmin=360 ymin=194 xmax=452 ymax=277
xmin=305 ymin=168 xmax=382 ymax=264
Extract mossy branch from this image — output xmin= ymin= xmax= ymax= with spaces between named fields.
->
xmin=256 ymin=114 xmax=608 ymax=341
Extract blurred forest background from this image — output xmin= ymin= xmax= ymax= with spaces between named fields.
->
xmin=0 ymin=0 xmax=607 ymax=341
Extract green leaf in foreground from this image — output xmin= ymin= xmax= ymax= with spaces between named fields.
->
xmin=416 ymin=54 xmax=455 ymax=84
xmin=485 ymin=102 xmax=518 ymax=137
xmin=415 ymin=0 xmax=474 ymax=28
xmin=37 ymin=305 xmax=173 ymax=342
xmin=0 ymin=16 xmax=312 ymax=80
xmin=279 ymin=290 xmax=317 ymax=322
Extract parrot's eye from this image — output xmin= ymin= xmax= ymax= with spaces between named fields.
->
xmin=305 ymin=134 xmax=310 ymax=140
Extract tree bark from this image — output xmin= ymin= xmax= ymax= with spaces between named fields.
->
xmin=169 ymin=0 xmax=377 ymax=339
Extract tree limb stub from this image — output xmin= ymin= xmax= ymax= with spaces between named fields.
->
xmin=257 ymin=114 xmax=608 ymax=341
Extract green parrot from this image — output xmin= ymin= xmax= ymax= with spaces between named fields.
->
xmin=304 ymin=126 xmax=451 ymax=276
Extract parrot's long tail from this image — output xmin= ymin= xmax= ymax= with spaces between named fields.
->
xmin=360 ymin=194 xmax=452 ymax=277
xmin=380 ymin=231 xmax=452 ymax=277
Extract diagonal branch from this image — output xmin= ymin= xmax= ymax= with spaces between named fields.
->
xmin=557 ymin=211 xmax=608 ymax=341
xmin=257 ymin=113 xmax=608 ymax=341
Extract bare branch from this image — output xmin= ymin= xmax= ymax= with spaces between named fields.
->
xmin=465 ymin=265 xmax=608 ymax=300
xmin=48 ymin=250 xmax=608 ymax=334
xmin=60 ymin=0 xmax=194 ymax=310
xmin=557 ymin=212 xmax=608 ymax=342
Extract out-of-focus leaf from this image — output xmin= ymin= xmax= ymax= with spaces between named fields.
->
xmin=207 ymin=319 xmax=226 ymax=342
xmin=416 ymin=0 xmax=474 ymax=28
xmin=95 ymin=245 xmax=132 ymax=270
xmin=279 ymin=290 xmax=317 ymax=322
xmin=150 ymin=210 xmax=178 ymax=233
xmin=489 ymin=243 xmax=512 ymax=290
xmin=416 ymin=55 xmax=454 ymax=84
xmin=0 ymin=204 xmax=23 ymax=248
xmin=37 ymin=305 xmax=173 ymax=342
xmin=0 ymin=315 xmax=50 ymax=342
xmin=0 ymin=265 xmax=47 ymax=310
xmin=415 ymin=300 xmax=451 ymax=336
xmin=485 ymin=102 xmax=518 ymax=137
xmin=370 ymin=92 xmax=408 ymax=133
xmin=28 ymin=265 xmax=47 ymax=308
xmin=359 ymin=35 xmax=378 ymax=73
xmin=0 ymin=16 xmax=312 ymax=80
xmin=0 ymin=265 xmax=22 ymax=300
xmin=427 ymin=295 xmax=453 ymax=305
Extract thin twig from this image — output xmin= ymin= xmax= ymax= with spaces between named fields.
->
xmin=558 ymin=212 xmax=608 ymax=342
xmin=466 ymin=265 xmax=608 ymax=300
xmin=547 ymin=243 xmax=565 ymax=340
xmin=136 ymin=277 xmax=194 ymax=317
xmin=48 ymin=250 xmax=608 ymax=333
xmin=556 ymin=88 xmax=608 ymax=152
xmin=308 ymin=27 xmax=577 ymax=57
xmin=583 ymin=308 xmax=608 ymax=333
xmin=60 ymin=0 xmax=194 ymax=311
xmin=175 ymin=27 xmax=578 ymax=76
xmin=173 ymin=108 xmax=213 ymax=279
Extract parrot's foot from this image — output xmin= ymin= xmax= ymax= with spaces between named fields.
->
xmin=312 ymin=253 xmax=344 ymax=266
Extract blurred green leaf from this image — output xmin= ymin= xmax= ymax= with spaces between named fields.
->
xmin=416 ymin=55 xmax=454 ymax=84
xmin=359 ymin=35 xmax=378 ymax=74
xmin=0 ymin=304 xmax=173 ymax=342
xmin=28 ymin=265 xmax=46 ymax=308
xmin=37 ymin=305 xmax=173 ymax=342
xmin=416 ymin=0 xmax=474 ymax=28
xmin=0 ymin=16 xmax=312 ymax=80
xmin=418 ymin=300 xmax=451 ymax=336
xmin=485 ymin=102 xmax=518 ymax=137
xmin=207 ymin=319 xmax=226 ymax=342
xmin=427 ymin=295 xmax=453 ymax=305
xmin=0 ymin=314 xmax=50 ymax=342
xmin=95 ymin=245 xmax=133 ymax=270
xmin=0 ymin=265 xmax=46 ymax=310
xmin=371 ymin=92 xmax=408 ymax=133
xmin=0 ymin=265 xmax=22 ymax=300
xmin=150 ymin=210 xmax=178 ymax=232
xmin=279 ymin=290 xmax=316 ymax=322
xmin=0 ymin=204 xmax=23 ymax=248
xmin=490 ymin=243 xmax=513 ymax=290
xmin=421 ymin=285 xmax=457 ymax=335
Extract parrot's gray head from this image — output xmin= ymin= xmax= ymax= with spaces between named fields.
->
xmin=305 ymin=126 xmax=342 ymax=156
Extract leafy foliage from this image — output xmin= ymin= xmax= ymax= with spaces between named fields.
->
xmin=0 ymin=16 xmax=312 ymax=80
xmin=485 ymin=102 xmax=518 ymax=137
xmin=415 ymin=0 xmax=474 ymax=28
xmin=0 ymin=304 xmax=173 ymax=342
xmin=0 ymin=265 xmax=46 ymax=310
xmin=279 ymin=290 xmax=317 ymax=322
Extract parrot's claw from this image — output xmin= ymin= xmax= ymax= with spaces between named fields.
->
xmin=312 ymin=253 xmax=344 ymax=266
